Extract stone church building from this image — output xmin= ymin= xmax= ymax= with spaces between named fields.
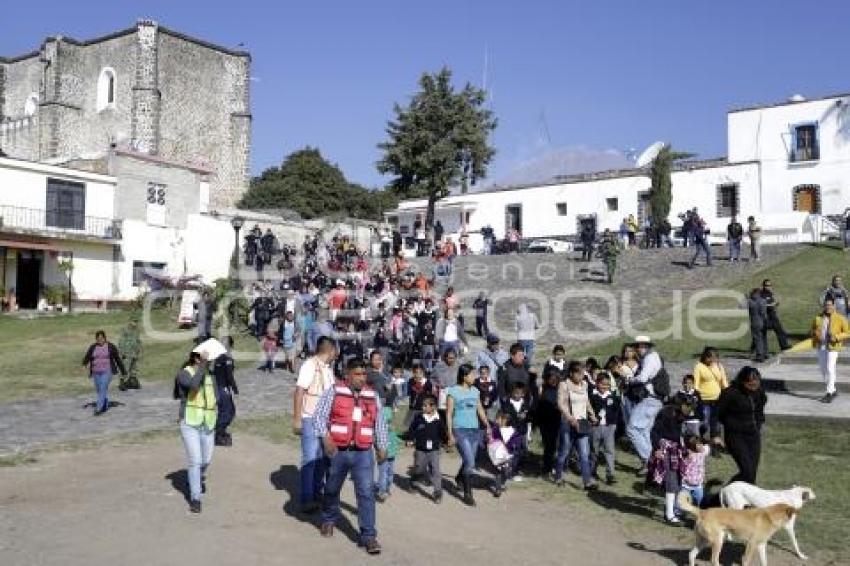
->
xmin=0 ymin=19 xmax=251 ymax=208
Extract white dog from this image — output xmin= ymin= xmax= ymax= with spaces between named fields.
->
xmin=720 ymin=482 xmax=815 ymax=560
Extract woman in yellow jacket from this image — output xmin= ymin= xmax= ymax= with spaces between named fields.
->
xmin=811 ymin=297 xmax=850 ymax=403
xmin=693 ymin=347 xmax=728 ymax=457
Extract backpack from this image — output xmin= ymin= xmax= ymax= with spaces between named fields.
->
xmin=651 ymin=363 xmax=671 ymax=400
xmin=625 ymin=357 xmax=671 ymax=402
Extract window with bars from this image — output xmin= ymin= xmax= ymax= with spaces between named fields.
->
xmin=146 ymin=183 xmax=167 ymax=226
xmin=46 ymin=178 xmax=86 ymax=230
xmin=791 ymin=123 xmax=819 ymax=162
xmin=716 ymin=183 xmax=739 ymax=218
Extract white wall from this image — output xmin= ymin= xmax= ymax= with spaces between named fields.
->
xmin=0 ymin=157 xmax=116 ymax=218
xmin=728 ymin=95 xmax=850 ymax=216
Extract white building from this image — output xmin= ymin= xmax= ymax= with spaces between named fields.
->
xmin=388 ymin=92 xmax=850 ymax=249
xmin=0 ymin=153 xmax=376 ymax=310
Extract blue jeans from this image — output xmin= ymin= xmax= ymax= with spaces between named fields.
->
xmin=322 ymin=449 xmax=377 ymax=540
xmin=690 ymin=240 xmax=712 ymax=266
xmin=627 ymin=396 xmax=663 ymax=462
xmin=92 ymin=371 xmax=112 ymax=412
xmin=453 ymin=428 xmax=481 ymax=477
xmin=519 ymin=340 xmax=535 ymax=367
xmin=375 ymin=457 xmax=395 ymax=495
xmin=728 ymin=239 xmax=741 ymax=260
xmin=419 ymin=345 xmax=435 ymax=373
xmin=180 ymin=422 xmax=215 ymax=501
xmin=300 ymin=416 xmax=328 ymax=505
xmin=555 ymin=421 xmax=591 ymax=485
xmin=678 ymin=483 xmax=704 ymax=513
xmin=439 ymin=340 xmax=460 ymax=358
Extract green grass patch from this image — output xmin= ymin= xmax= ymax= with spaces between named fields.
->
xmin=513 ymin=415 xmax=849 ymax=564
xmin=574 ymin=243 xmax=848 ymax=362
xmin=232 ymin=412 xmax=296 ymax=445
xmin=0 ymin=307 xmax=262 ymax=402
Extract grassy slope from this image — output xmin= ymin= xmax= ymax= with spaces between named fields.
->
xmin=0 ymin=307 xmax=261 ymax=402
xmin=573 ymin=243 xmax=850 ymax=362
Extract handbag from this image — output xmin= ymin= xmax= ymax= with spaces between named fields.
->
xmin=567 ymin=388 xmax=591 ymax=436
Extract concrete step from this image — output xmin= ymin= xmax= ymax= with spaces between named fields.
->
xmin=759 ymin=362 xmax=850 ymax=394
xmin=764 ymin=390 xmax=850 ymax=419
xmin=777 ymin=349 xmax=850 ymax=366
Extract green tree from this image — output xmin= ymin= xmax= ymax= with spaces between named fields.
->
xmin=377 ymin=67 xmax=496 ymax=237
xmin=239 ymin=147 xmax=395 ymax=220
xmin=649 ymin=145 xmax=694 ymax=225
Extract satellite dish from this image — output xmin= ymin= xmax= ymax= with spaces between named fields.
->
xmin=635 ymin=141 xmax=665 ymax=168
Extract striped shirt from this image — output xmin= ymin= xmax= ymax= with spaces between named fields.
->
xmin=313 ymin=385 xmax=389 ymax=451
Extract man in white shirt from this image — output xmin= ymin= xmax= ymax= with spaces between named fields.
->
xmin=293 ymin=336 xmax=337 ymax=512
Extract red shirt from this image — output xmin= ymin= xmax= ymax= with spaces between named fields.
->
xmin=328 ymin=289 xmax=347 ymax=310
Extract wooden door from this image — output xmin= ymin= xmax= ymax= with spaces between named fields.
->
xmin=797 ymin=189 xmax=814 ymax=213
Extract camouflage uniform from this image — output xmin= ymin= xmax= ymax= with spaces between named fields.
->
xmin=597 ymin=232 xmax=620 ymax=285
xmin=118 ymin=321 xmax=142 ymax=390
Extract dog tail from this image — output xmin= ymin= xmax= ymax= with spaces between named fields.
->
xmin=677 ymin=492 xmax=700 ymax=516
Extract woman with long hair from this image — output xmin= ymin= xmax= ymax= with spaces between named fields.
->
xmin=718 ymin=366 xmax=767 ymax=484
xmin=693 ymin=346 xmax=729 ymax=457
xmin=446 ymin=363 xmax=491 ymax=506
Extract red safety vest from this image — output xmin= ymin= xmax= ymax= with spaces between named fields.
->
xmin=328 ymin=381 xmax=378 ymax=449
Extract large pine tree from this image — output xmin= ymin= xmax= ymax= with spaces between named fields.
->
xmin=377 ymin=68 xmax=496 ymax=237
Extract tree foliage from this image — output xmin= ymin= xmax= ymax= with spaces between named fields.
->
xmin=649 ymin=145 xmax=694 ymax=224
xmin=239 ymin=147 xmax=396 ymax=220
xmin=377 ymin=67 xmax=496 ymax=234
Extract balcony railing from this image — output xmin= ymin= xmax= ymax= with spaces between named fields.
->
xmin=0 ymin=205 xmax=121 ymax=240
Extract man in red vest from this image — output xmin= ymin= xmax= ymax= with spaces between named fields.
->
xmin=314 ymin=358 xmax=388 ymax=555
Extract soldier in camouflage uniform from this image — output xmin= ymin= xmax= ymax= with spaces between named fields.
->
xmin=596 ymin=229 xmax=620 ymax=285
xmin=118 ymin=319 xmax=142 ymax=390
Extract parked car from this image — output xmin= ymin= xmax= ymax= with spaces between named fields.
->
xmin=526 ymin=239 xmax=574 ymax=253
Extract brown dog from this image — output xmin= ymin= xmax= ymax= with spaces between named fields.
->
xmin=678 ymin=493 xmax=797 ymax=566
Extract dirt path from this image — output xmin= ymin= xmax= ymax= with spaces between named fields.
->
xmin=0 ymin=434 xmax=688 ymax=566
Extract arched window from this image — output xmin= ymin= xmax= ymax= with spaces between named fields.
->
xmin=24 ymin=93 xmax=39 ymax=116
xmin=96 ymin=67 xmax=117 ymax=111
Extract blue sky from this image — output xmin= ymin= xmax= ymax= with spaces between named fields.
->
xmin=2 ymin=1 xmax=847 ymax=188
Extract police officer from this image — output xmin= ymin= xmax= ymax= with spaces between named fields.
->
xmin=314 ymin=358 xmax=388 ymax=555
xmin=118 ymin=318 xmax=142 ymax=390
xmin=597 ymin=229 xmax=620 ymax=284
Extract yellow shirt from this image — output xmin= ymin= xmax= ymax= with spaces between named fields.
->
xmin=693 ymin=362 xmax=728 ymax=402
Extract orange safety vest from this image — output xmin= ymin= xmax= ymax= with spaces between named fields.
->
xmin=328 ymin=381 xmax=378 ymax=449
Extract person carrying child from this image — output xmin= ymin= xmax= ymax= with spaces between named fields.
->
xmin=488 ymin=410 xmax=526 ymax=497
xmin=589 ymin=372 xmax=620 ymax=485
xmin=406 ymin=394 xmax=445 ymax=503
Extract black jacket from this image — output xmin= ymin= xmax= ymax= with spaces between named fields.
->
xmin=82 ymin=342 xmax=126 ymax=376
xmin=718 ymin=383 xmax=767 ymax=436
xmin=650 ymin=404 xmax=683 ymax=450
xmin=407 ymin=413 xmax=444 ymax=452
xmin=589 ymin=389 xmax=621 ymax=427
xmin=500 ymin=397 xmax=532 ymax=435
xmin=498 ymin=362 xmax=531 ymax=399
xmin=213 ymin=353 xmax=238 ymax=395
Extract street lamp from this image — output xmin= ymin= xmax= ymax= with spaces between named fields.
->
xmin=230 ymin=215 xmax=244 ymax=288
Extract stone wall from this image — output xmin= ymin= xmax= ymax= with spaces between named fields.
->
xmin=0 ymin=21 xmax=251 ymax=208
xmin=157 ymin=29 xmax=250 ymax=210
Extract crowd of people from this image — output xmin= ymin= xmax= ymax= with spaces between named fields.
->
xmin=71 ymin=221 xmax=849 ymax=557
